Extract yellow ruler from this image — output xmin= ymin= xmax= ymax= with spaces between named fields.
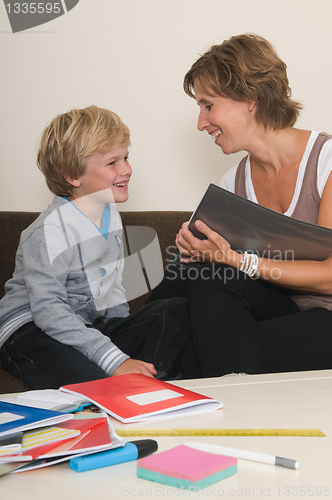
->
xmin=116 ymin=428 xmax=325 ymax=437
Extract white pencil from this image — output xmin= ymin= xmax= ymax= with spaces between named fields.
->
xmin=184 ymin=442 xmax=299 ymax=469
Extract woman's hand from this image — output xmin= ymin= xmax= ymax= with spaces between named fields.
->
xmin=112 ymin=359 xmax=157 ymax=377
xmin=176 ymin=220 xmax=234 ymax=264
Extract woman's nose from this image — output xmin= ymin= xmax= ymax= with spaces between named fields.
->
xmin=197 ymin=110 xmax=209 ymax=131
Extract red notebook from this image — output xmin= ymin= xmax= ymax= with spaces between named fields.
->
xmin=11 ymin=414 xmax=125 ymax=473
xmin=3 ymin=416 xmax=113 ymax=462
xmin=39 ymin=416 xmax=112 ymax=457
xmin=60 ymin=374 xmax=223 ymax=423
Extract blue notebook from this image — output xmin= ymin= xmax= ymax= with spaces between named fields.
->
xmin=0 ymin=401 xmax=73 ymax=438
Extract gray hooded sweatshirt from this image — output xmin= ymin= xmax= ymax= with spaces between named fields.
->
xmin=0 ymin=196 xmax=130 ymax=375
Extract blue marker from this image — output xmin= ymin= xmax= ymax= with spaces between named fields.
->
xmin=70 ymin=439 xmax=158 ymax=473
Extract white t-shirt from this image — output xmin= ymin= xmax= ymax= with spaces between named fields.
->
xmin=219 ymin=131 xmax=332 ymax=216
xmin=219 ymin=131 xmax=332 ymax=310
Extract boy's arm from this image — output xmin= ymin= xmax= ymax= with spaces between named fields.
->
xmin=22 ymin=225 xmax=129 ymax=376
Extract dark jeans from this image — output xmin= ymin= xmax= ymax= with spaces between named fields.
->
xmin=1 ymin=298 xmax=192 ymax=389
xmin=147 ymin=254 xmax=332 ymax=377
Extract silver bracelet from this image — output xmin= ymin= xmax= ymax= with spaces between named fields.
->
xmin=240 ymin=251 xmax=260 ymax=278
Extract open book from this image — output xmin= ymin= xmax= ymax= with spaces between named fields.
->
xmin=60 ymin=374 xmax=223 ymax=423
xmin=189 ymin=183 xmax=332 ymax=261
xmin=10 ymin=412 xmax=124 ymax=474
xmin=2 ymin=389 xmax=91 ymax=413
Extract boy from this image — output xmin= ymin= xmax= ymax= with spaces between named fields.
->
xmin=0 ymin=106 xmax=191 ymax=389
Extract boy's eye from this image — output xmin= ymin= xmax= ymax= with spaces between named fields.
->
xmin=205 ymin=104 xmax=212 ymax=111
xmin=107 ymin=155 xmax=129 ymax=166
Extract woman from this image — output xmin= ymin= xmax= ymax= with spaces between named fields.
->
xmin=148 ymin=34 xmax=332 ymax=378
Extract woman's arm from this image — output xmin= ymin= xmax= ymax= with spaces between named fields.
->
xmin=177 ymin=220 xmax=332 ymax=293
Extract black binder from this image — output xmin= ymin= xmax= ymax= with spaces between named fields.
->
xmin=188 ymin=184 xmax=332 ymax=261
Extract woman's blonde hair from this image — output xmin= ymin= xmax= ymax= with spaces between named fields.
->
xmin=37 ymin=105 xmax=131 ymax=197
xmin=183 ymin=34 xmax=302 ymax=130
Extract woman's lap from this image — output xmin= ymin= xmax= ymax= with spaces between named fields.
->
xmin=147 ymin=257 xmax=332 ymax=376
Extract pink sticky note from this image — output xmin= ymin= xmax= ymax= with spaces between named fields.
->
xmin=138 ymin=444 xmax=237 ymax=481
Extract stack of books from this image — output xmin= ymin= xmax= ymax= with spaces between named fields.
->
xmin=0 ymin=393 xmax=124 ymax=476
xmin=0 ymin=374 xmax=223 ymax=476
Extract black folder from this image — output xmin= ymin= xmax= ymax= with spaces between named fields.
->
xmin=188 ymin=184 xmax=332 ymax=261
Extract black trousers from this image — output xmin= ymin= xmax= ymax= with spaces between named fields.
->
xmin=1 ymin=298 xmax=192 ymax=389
xmin=147 ymin=253 xmax=332 ymax=377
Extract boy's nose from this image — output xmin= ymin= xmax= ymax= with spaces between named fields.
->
xmin=122 ymin=161 xmax=132 ymax=176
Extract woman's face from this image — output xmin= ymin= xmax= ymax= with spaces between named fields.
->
xmin=194 ymin=82 xmax=256 ymax=155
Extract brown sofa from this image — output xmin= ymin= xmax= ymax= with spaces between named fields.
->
xmin=0 ymin=210 xmax=191 ymax=394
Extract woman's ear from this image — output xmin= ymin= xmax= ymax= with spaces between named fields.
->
xmin=248 ymin=100 xmax=257 ymax=112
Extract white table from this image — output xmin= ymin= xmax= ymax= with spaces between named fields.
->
xmin=1 ymin=370 xmax=332 ymax=499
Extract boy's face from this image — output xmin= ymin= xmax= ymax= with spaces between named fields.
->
xmin=70 ymin=145 xmax=132 ymax=204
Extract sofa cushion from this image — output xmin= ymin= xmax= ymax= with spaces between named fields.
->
xmin=120 ymin=211 xmax=191 ymax=311
xmin=0 ymin=211 xmax=40 ymax=299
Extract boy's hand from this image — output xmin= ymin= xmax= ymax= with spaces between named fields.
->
xmin=112 ymin=359 xmax=157 ymax=377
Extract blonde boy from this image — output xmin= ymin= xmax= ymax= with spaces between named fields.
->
xmin=0 ymin=106 xmax=191 ymax=388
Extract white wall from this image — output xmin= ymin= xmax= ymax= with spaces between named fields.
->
xmin=1 ymin=0 xmax=332 ymax=213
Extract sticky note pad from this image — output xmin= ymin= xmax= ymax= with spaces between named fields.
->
xmin=137 ymin=444 xmax=237 ymax=490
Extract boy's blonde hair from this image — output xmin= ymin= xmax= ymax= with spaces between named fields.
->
xmin=183 ymin=34 xmax=302 ymax=130
xmin=37 ymin=105 xmax=131 ymax=197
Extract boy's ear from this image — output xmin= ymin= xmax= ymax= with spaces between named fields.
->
xmin=64 ymin=175 xmax=81 ymax=188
